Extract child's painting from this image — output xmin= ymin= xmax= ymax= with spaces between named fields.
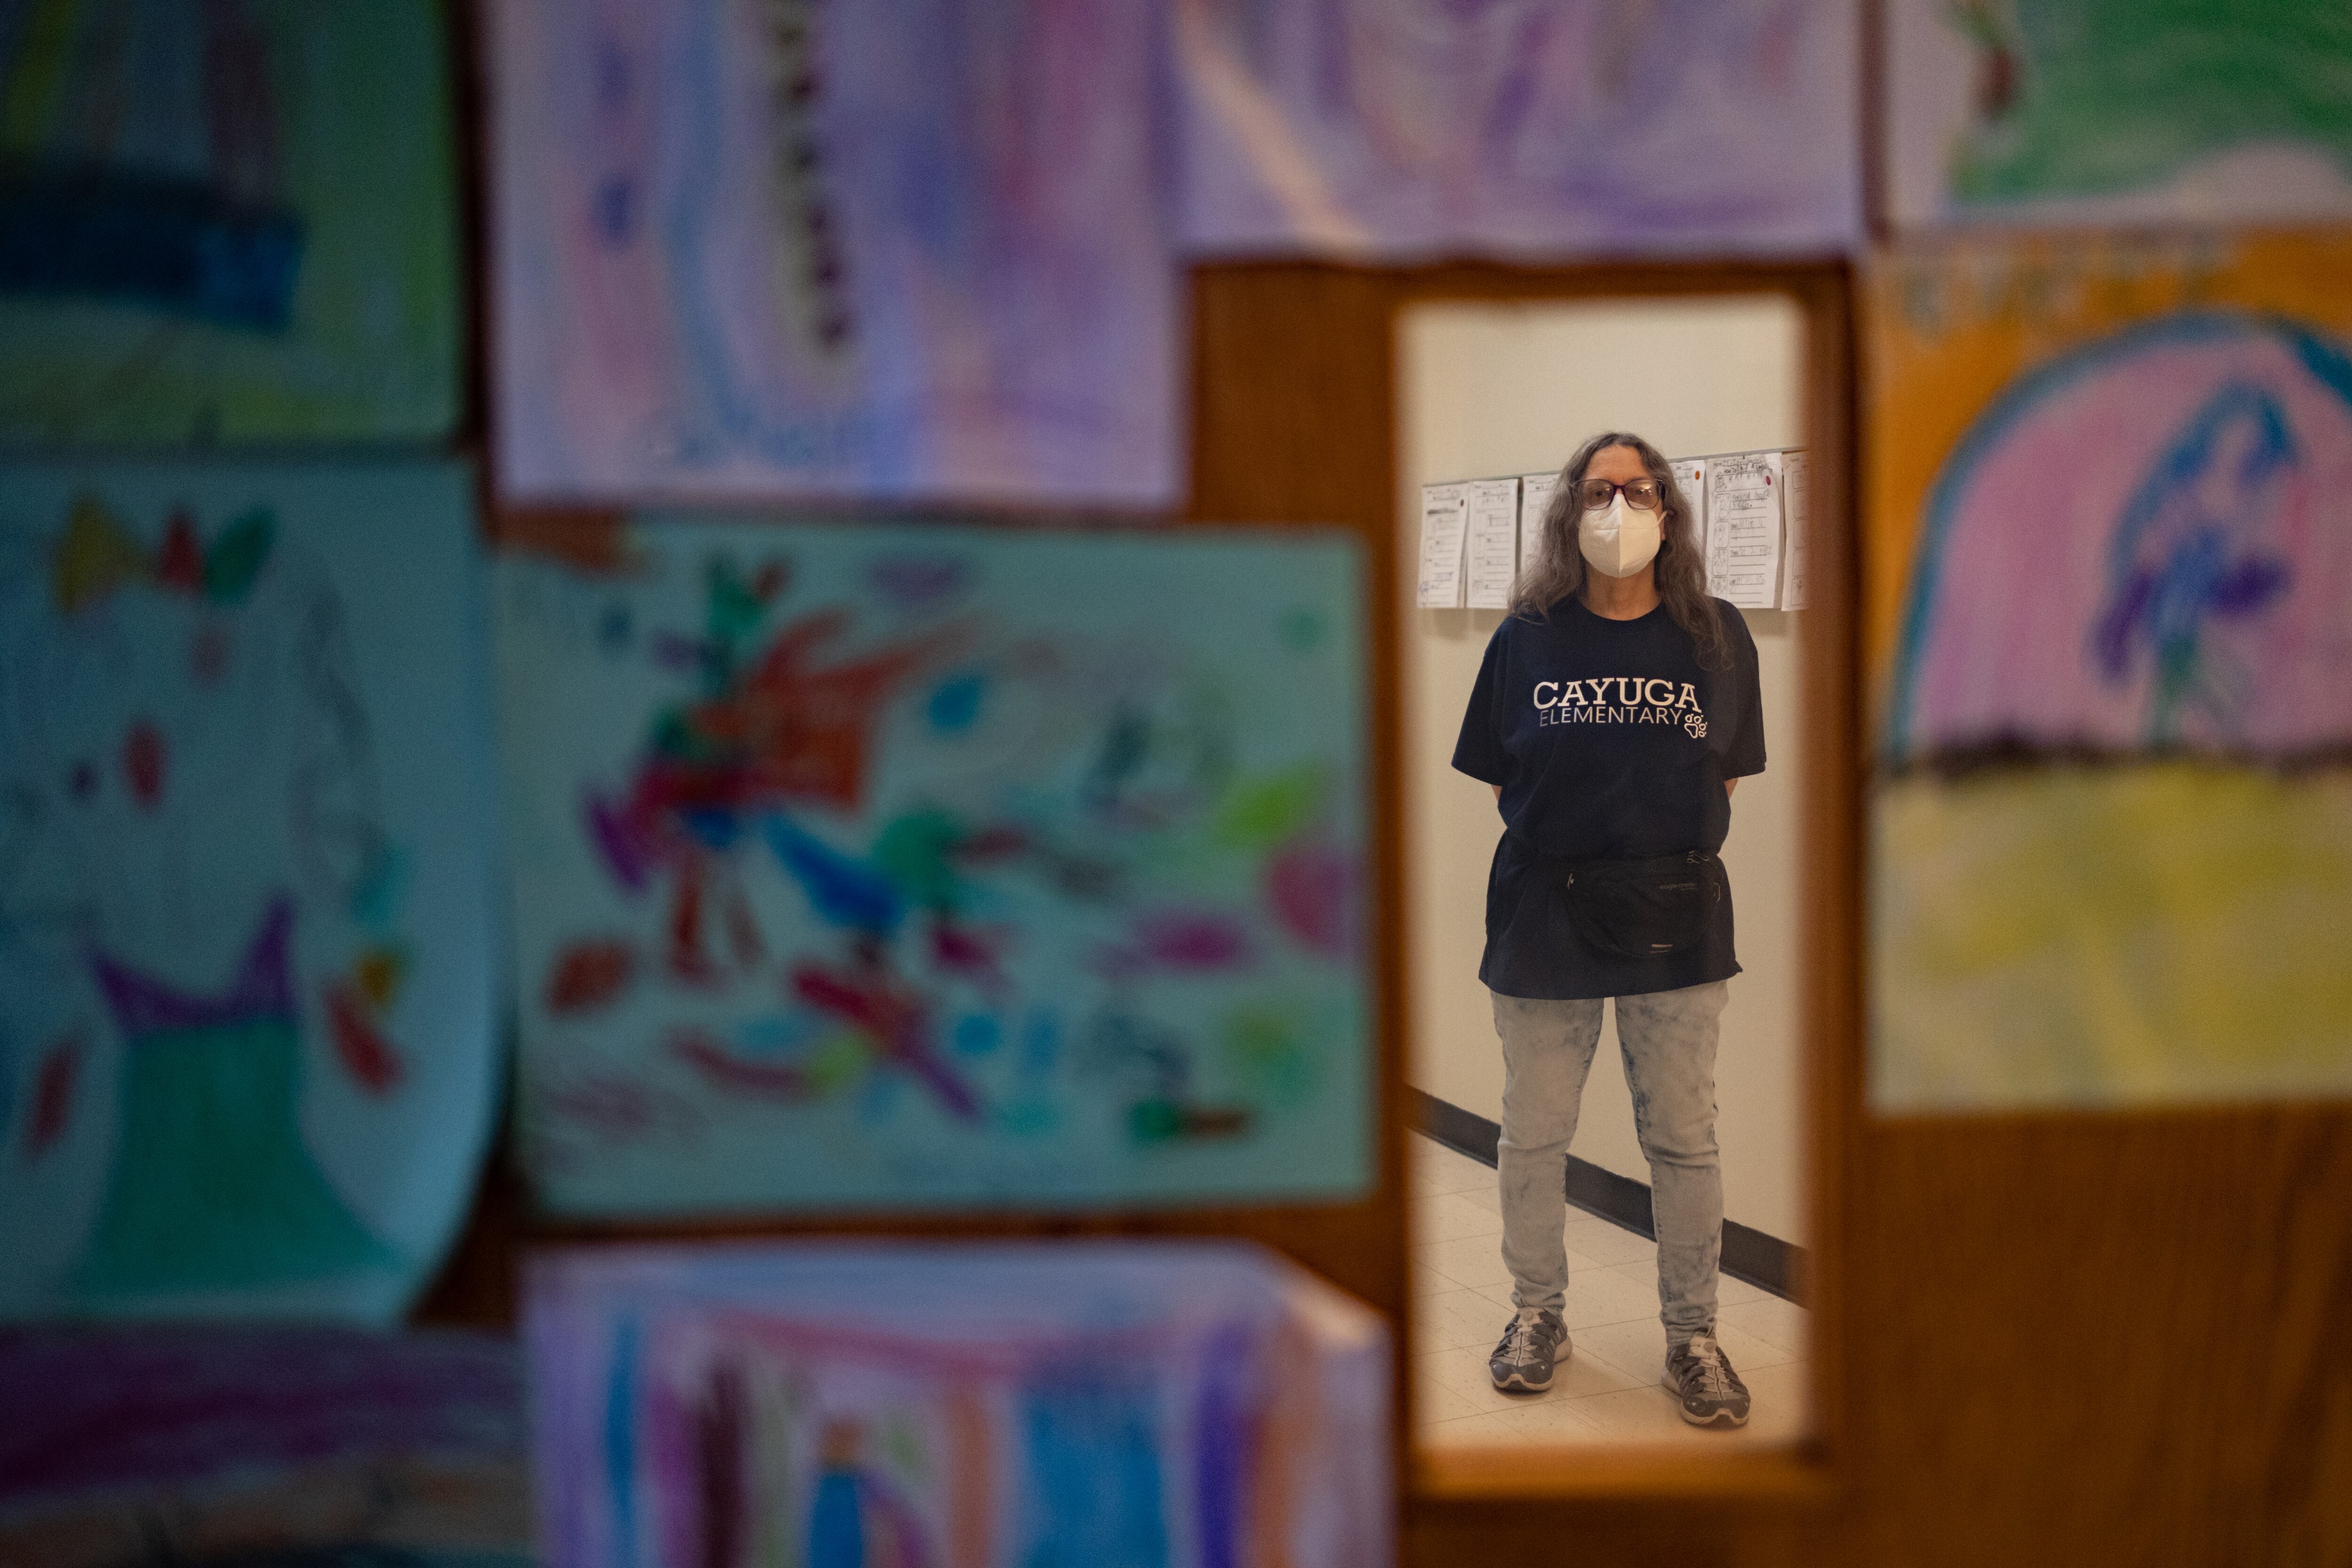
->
xmin=1867 ymin=234 xmax=2352 ymax=1109
xmin=488 ymin=0 xmax=1176 ymax=508
xmin=1174 ymin=0 xmax=1861 ymax=259
xmin=0 ymin=462 xmax=503 ymax=1318
xmin=525 ymin=1241 xmax=1391 ymax=1568
xmin=493 ymin=517 xmax=1373 ymax=1217
xmin=0 ymin=1327 xmax=532 ymax=1567
xmin=0 ymin=1 xmax=462 ymax=445
xmin=1886 ymin=0 xmax=2352 ymax=229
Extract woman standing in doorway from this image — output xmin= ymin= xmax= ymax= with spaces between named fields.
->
xmin=1450 ymin=432 xmax=1765 ymax=1427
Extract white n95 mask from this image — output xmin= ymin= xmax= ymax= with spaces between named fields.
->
xmin=1578 ymin=493 xmax=1662 ymax=578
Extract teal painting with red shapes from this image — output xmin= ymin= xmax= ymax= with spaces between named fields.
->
xmin=493 ymin=516 xmax=1374 ymax=1217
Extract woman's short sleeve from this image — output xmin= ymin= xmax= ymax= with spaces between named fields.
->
xmin=1451 ymin=624 xmax=1510 ymax=786
xmin=1719 ymin=604 xmax=1767 ymax=778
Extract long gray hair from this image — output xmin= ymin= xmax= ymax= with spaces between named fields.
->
xmin=1508 ymin=430 xmax=1730 ymax=671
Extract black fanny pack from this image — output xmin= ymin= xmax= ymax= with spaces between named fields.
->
xmin=1555 ymin=850 xmax=1725 ymax=958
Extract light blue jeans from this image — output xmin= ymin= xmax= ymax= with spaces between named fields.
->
xmin=1491 ymin=982 xmax=1728 ymax=1345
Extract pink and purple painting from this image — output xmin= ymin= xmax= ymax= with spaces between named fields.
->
xmin=1885 ymin=314 xmax=2352 ymax=762
xmin=0 ymin=1326 xmax=531 ymax=1567
xmin=524 ymin=1241 xmax=1391 ymax=1568
xmin=489 ymin=0 xmax=1176 ymax=507
xmin=492 ymin=517 xmax=1372 ymax=1217
xmin=1173 ymin=0 xmax=1860 ymax=260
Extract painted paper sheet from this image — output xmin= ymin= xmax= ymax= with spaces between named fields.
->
xmin=1415 ymin=483 xmax=1467 ymax=608
xmin=1706 ymin=452 xmax=1782 ymax=608
xmin=491 ymin=0 xmax=1177 ymax=507
xmin=1174 ymin=0 xmax=1860 ymax=259
xmin=0 ymin=1 xmax=461 ymax=445
xmin=525 ymin=1241 xmax=1391 ymax=1568
xmin=1868 ymin=234 xmax=2352 ymax=1109
xmin=1886 ymin=0 xmax=2352 ymax=230
xmin=0 ymin=1328 xmax=531 ymax=1568
xmin=1463 ymin=478 xmax=1519 ymax=609
xmin=493 ymin=517 xmax=1373 ymax=1216
xmin=0 ymin=462 xmax=502 ymax=1318
xmin=1518 ymin=471 xmax=1559 ymax=577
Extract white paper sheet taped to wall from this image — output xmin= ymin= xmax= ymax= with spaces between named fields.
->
xmin=1705 ymin=451 xmax=1782 ymax=609
xmin=1669 ymin=456 xmax=1707 ymax=569
xmin=1778 ymin=449 xmax=1811 ymax=610
xmin=1517 ymin=470 xmax=1558 ymax=577
xmin=1463 ymin=478 xmax=1520 ymax=608
xmin=1416 ymin=482 xmax=1468 ymax=607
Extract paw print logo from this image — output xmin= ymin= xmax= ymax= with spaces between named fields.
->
xmin=1683 ymin=711 xmax=1708 ymax=739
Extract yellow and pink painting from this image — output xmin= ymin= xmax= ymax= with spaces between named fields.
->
xmin=1868 ymin=232 xmax=2352 ymax=1110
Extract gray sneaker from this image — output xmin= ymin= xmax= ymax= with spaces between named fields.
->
xmin=1662 ymin=1330 xmax=1751 ymax=1426
xmin=1489 ymin=1307 xmax=1568 ymax=1393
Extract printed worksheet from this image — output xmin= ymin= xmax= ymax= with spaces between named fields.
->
xmin=1780 ymin=450 xmax=1811 ymax=609
xmin=1416 ymin=483 xmax=1468 ymax=607
xmin=1517 ymin=472 xmax=1559 ymax=576
xmin=1670 ymin=457 xmax=1708 ymax=558
xmin=1464 ymin=478 xmax=1520 ymax=608
xmin=1706 ymin=452 xmax=1782 ymax=609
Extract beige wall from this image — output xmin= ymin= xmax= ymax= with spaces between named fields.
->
xmin=1399 ymin=297 xmax=1808 ymax=1244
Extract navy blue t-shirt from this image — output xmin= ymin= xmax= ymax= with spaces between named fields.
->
xmin=1451 ymin=596 xmax=1765 ymax=1000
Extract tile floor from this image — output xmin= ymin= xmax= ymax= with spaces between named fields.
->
xmin=1411 ymin=1131 xmax=1812 ymax=1449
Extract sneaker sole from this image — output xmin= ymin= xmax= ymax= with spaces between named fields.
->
xmin=1660 ymin=1370 xmax=1749 ymax=1426
xmin=1675 ymin=1404 xmax=1749 ymax=1427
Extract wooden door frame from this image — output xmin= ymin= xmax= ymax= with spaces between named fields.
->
xmin=1188 ymin=258 xmax=1862 ymax=1505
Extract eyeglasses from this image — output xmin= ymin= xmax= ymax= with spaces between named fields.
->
xmin=1576 ymin=477 xmax=1662 ymax=511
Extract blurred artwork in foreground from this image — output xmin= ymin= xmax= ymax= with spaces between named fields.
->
xmin=0 ymin=0 xmax=462 ymax=445
xmin=493 ymin=518 xmax=1372 ymax=1216
xmin=1886 ymin=0 xmax=2352 ymax=230
xmin=0 ymin=1327 xmax=530 ymax=1568
xmin=1173 ymin=0 xmax=1860 ymax=260
xmin=1867 ymin=235 xmax=2352 ymax=1110
xmin=488 ymin=0 xmax=1176 ymax=508
xmin=0 ymin=462 xmax=502 ymax=1319
xmin=525 ymin=1242 xmax=1390 ymax=1568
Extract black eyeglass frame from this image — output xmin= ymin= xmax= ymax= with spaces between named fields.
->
xmin=1573 ymin=477 xmax=1665 ymax=512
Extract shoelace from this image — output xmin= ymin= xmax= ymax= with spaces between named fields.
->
xmin=1680 ymin=1333 xmax=1737 ymax=1400
xmin=1497 ymin=1308 xmax=1549 ymax=1365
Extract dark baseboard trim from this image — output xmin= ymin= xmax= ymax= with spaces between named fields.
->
xmin=1408 ymin=1087 xmax=1806 ymax=1307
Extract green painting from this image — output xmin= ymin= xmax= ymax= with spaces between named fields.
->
xmin=0 ymin=1 xmax=461 ymax=445
xmin=1888 ymin=0 xmax=2352 ymax=227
